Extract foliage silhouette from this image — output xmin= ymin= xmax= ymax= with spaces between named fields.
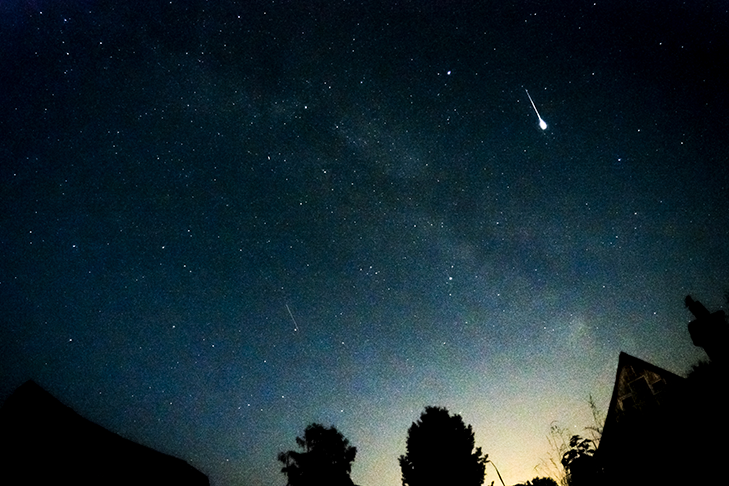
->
xmin=560 ymin=436 xmax=599 ymax=486
xmin=513 ymin=477 xmax=558 ymax=486
xmin=535 ymin=421 xmax=570 ymax=485
xmin=536 ymin=396 xmax=604 ymax=485
xmin=399 ymin=406 xmax=487 ymax=486
xmin=560 ymin=435 xmax=594 ymax=468
xmin=277 ymin=423 xmax=357 ymax=486
xmin=585 ymin=395 xmax=604 ymax=443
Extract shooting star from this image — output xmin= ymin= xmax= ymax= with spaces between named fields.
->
xmin=285 ymin=303 xmax=299 ymax=332
xmin=525 ymin=89 xmax=548 ymax=130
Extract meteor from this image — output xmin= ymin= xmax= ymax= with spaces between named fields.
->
xmin=525 ymin=89 xmax=548 ymax=130
xmin=285 ymin=303 xmax=299 ymax=332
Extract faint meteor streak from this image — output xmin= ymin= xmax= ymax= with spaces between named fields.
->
xmin=285 ymin=303 xmax=299 ymax=332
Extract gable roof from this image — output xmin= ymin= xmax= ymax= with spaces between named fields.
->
xmin=597 ymin=352 xmax=684 ymax=456
xmin=0 ymin=380 xmax=209 ymax=486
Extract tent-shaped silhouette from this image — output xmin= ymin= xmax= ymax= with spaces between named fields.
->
xmin=597 ymin=352 xmax=722 ymax=486
xmin=0 ymin=380 xmax=209 ymax=486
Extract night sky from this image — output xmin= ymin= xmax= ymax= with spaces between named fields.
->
xmin=1 ymin=1 xmax=728 ymax=485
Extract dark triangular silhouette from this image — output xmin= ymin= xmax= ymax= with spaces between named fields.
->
xmin=0 ymin=380 xmax=209 ymax=486
xmin=597 ymin=351 xmax=724 ymax=486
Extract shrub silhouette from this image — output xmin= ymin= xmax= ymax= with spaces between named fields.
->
xmin=514 ymin=477 xmax=558 ymax=486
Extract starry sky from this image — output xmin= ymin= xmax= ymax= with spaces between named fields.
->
xmin=1 ymin=1 xmax=728 ymax=485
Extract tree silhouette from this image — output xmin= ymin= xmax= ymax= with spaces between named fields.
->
xmin=514 ymin=477 xmax=559 ymax=486
xmin=530 ymin=477 xmax=558 ymax=486
xmin=399 ymin=406 xmax=487 ymax=486
xmin=277 ymin=423 xmax=357 ymax=486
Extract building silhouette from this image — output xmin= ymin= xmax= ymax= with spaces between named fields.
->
xmin=596 ymin=297 xmax=726 ymax=486
xmin=0 ymin=380 xmax=209 ymax=486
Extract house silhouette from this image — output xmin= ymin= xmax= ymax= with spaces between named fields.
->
xmin=595 ymin=297 xmax=727 ymax=486
xmin=0 ymin=380 xmax=209 ymax=486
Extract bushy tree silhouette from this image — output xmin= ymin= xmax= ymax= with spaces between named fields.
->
xmin=514 ymin=477 xmax=558 ymax=486
xmin=399 ymin=406 xmax=487 ymax=486
xmin=278 ymin=423 xmax=357 ymax=486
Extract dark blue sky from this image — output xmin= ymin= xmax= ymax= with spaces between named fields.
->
xmin=2 ymin=1 xmax=728 ymax=485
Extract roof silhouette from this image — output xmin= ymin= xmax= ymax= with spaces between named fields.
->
xmin=0 ymin=380 xmax=209 ymax=486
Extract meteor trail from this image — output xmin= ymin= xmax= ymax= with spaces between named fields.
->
xmin=285 ymin=303 xmax=299 ymax=332
xmin=525 ymin=89 xmax=548 ymax=130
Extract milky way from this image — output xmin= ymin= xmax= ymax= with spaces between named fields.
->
xmin=1 ymin=1 xmax=728 ymax=485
